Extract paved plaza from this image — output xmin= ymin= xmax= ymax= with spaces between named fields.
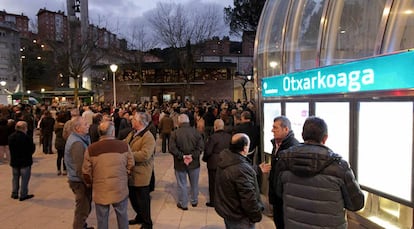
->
xmin=0 ymin=133 xmax=275 ymax=229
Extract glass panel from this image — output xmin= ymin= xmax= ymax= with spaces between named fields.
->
xmin=321 ymin=0 xmax=387 ymax=66
xmin=315 ymin=102 xmax=349 ymax=162
xmin=285 ymin=0 xmax=326 ymax=73
xmin=263 ymin=102 xmax=282 ymax=154
xmin=285 ymin=102 xmax=309 ymax=142
xmin=358 ymin=102 xmax=412 ymax=202
xmin=382 ymin=1 xmax=414 ymax=53
xmin=256 ymin=0 xmax=290 ymax=78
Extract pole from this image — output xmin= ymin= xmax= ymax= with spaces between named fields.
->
xmin=112 ymin=71 xmax=116 ymax=108
xmin=110 ymin=64 xmax=118 ymax=109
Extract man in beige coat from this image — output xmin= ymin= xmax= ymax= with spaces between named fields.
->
xmin=124 ymin=112 xmax=156 ymax=229
xmin=82 ymin=121 xmax=134 ymax=229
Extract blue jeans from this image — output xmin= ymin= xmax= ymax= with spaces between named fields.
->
xmin=174 ymin=167 xmax=200 ymax=207
xmin=224 ymin=218 xmax=255 ymax=229
xmin=95 ymin=197 xmax=129 ymax=229
xmin=12 ymin=166 xmax=31 ymax=198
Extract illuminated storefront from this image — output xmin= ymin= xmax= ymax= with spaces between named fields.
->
xmin=255 ymin=0 xmax=414 ymax=228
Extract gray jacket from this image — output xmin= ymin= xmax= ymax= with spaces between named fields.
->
xmin=169 ymin=123 xmax=204 ymax=171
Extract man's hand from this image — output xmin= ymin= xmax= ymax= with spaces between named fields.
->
xmin=183 ymin=155 xmax=193 ymax=166
xmin=259 ymin=162 xmax=271 ymax=174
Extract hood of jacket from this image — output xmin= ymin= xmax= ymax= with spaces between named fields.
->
xmin=278 ymin=143 xmax=342 ymax=177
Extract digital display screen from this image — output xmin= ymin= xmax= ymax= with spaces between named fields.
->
xmin=358 ymin=102 xmax=412 ymax=202
xmin=263 ymin=103 xmax=282 ymax=154
xmin=315 ymin=102 xmax=350 ymax=162
xmin=285 ymin=102 xmax=308 ymax=142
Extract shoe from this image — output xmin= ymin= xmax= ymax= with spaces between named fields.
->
xmin=205 ymin=202 xmax=214 ymax=207
xmin=19 ymin=194 xmax=34 ymax=201
xmin=62 ymin=170 xmax=67 ymax=175
xmin=84 ymin=223 xmax=94 ymax=229
xmin=191 ymin=203 xmax=198 ymax=207
xmin=57 ymin=171 xmax=62 ymax=176
xmin=177 ymin=203 xmax=188 ymax=210
xmin=140 ymin=226 xmax=152 ymax=229
xmin=11 ymin=194 xmax=18 ymax=199
xmin=129 ymin=219 xmax=143 ymax=225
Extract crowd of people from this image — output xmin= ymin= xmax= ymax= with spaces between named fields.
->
xmin=0 ymin=97 xmax=365 ymax=229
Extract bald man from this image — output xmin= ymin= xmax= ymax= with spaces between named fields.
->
xmin=83 ymin=121 xmax=134 ymax=229
xmin=203 ymin=119 xmax=231 ymax=207
xmin=215 ymin=133 xmax=264 ymax=229
xmin=8 ymin=121 xmax=36 ymax=201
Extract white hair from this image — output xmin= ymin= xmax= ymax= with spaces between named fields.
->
xmin=178 ymin=114 xmax=189 ymax=124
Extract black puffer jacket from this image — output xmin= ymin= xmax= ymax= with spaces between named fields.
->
xmin=275 ymin=143 xmax=365 ymax=229
xmin=214 ymin=149 xmax=263 ymax=223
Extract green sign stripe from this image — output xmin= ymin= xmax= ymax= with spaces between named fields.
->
xmin=262 ymin=51 xmax=414 ymax=97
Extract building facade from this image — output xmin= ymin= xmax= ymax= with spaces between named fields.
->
xmin=0 ymin=22 xmax=21 ymax=104
xmin=0 ymin=11 xmax=30 ymax=38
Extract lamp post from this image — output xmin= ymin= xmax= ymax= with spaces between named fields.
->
xmin=0 ymin=81 xmax=6 ymax=105
xmin=41 ymin=88 xmax=45 ymax=103
xmin=110 ymin=64 xmax=118 ymax=108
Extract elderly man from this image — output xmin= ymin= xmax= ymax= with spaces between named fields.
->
xmin=215 ymin=133 xmax=264 ymax=229
xmin=124 ymin=112 xmax=155 ymax=229
xmin=202 ymin=119 xmax=231 ymax=207
xmin=64 ymin=117 xmax=93 ymax=229
xmin=268 ymin=116 xmax=299 ymax=228
xmin=232 ymin=110 xmax=260 ymax=163
xmin=169 ymin=114 xmax=204 ymax=210
xmin=273 ymin=117 xmax=364 ymax=228
xmin=82 ymin=121 xmax=134 ymax=229
xmin=63 ymin=108 xmax=80 ymax=140
xmin=8 ymin=121 xmax=36 ymax=201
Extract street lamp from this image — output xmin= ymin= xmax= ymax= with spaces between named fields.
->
xmin=41 ymin=88 xmax=45 ymax=103
xmin=110 ymin=64 xmax=118 ymax=108
xmin=0 ymin=81 xmax=6 ymax=94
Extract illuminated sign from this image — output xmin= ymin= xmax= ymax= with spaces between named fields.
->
xmin=262 ymin=51 xmax=414 ymax=97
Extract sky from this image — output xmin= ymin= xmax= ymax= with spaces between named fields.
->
xmin=1 ymin=0 xmax=235 ymax=41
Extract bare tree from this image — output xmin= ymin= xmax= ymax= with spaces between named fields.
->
xmin=147 ymin=2 xmax=224 ymax=48
xmin=123 ymin=24 xmax=159 ymax=99
xmin=129 ymin=24 xmax=159 ymax=52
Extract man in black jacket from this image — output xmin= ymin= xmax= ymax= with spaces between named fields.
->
xmin=232 ymin=111 xmax=260 ymax=163
xmin=202 ymin=119 xmax=231 ymax=208
xmin=215 ymin=133 xmax=263 ymax=229
xmin=8 ymin=121 xmax=36 ymax=201
xmin=273 ymin=116 xmax=364 ymax=228
xmin=268 ymin=116 xmax=299 ymax=228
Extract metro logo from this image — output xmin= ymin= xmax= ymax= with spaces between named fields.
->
xmin=282 ymin=69 xmax=374 ymax=92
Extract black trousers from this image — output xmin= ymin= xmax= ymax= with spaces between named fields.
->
xmin=207 ymin=168 xmax=216 ymax=204
xmin=128 ymin=185 xmax=152 ymax=228
xmin=161 ymin=133 xmax=170 ymax=153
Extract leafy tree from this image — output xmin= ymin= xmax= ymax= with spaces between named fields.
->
xmin=224 ymin=0 xmax=266 ymax=35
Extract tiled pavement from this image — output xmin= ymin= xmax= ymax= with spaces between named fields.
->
xmin=0 ymin=132 xmax=276 ymax=229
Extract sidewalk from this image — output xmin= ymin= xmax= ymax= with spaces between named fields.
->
xmin=0 ymin=134 xmax=275 ymax=229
